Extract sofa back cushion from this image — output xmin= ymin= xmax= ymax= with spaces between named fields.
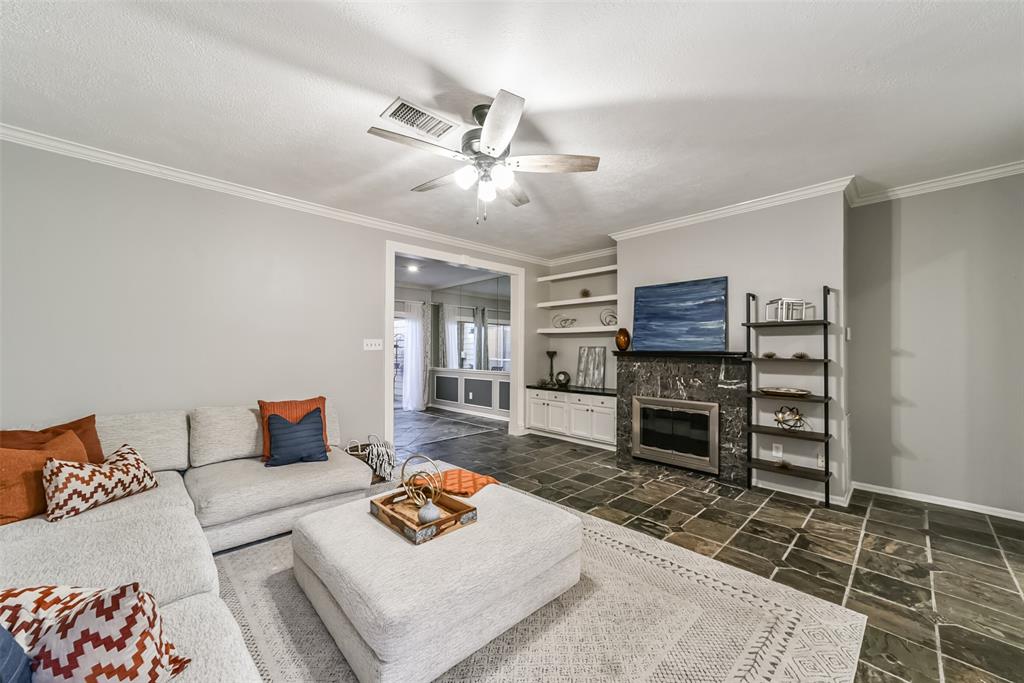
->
xmin=188 ymin=400 xmax=341 ymax=468
xmin=189 ymin=406 xmax=262 ymax=468
xmin=95 ymin=411 xmax=188 ymax=472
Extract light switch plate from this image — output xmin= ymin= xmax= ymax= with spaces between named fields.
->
xmin=363 ymin=339 xmax=383 ymax=351
xmin=772 ymin=443 xmax=783 ymax=459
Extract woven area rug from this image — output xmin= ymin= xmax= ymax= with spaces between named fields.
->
xmin=216 ymin=498 xmax=865 ymax=682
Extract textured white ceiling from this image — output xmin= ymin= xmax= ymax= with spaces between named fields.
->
xmin=395 ymin=255 xmax=505 ymax=293
xmin=2 ymin=2 xmax=1021 ymax=259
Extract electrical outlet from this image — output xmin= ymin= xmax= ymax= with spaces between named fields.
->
xmin=468 ymin=391 xmax=473 ymax=400
xmin=362 ymin=339 xmax=383 ymax=351
xmin=845 ymin=327 xmax=852 ymax=342
xmin=818 ymin=452 xmax=825 ymax=468
xmin=772 ymin=443 xmax=783 ymax=459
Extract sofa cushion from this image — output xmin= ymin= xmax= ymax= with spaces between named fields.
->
xmin=258 ymin=396 xmax=328 ymax=461
xmin=43 ymin=444 xmax=158 ymax=521
xmin=1 ymin=431 xmax=89 ymax=526
xmin=184 ymin=453 xmax=371 ymax=528
xmin=0 ymin=583 xmax=190 ymax=682
xmin=1 ymin=414 xmax=105 ymax=464
xmin=188 ymin=400 xmax=342 ymax=468
xmin=0 ymin=506 xmax=216 ymax=606
xmin=160 ymin=593 xmax=261 ymax=683
xmin=265 ymin=408 xmax=328 ymax=467
xmin=96 ymin=410 xmax=188 ymax=472
xmin=0 ymin=471 xmax=193 ymax=542
xmin=0 ymin=624 xmax=31 ymax=683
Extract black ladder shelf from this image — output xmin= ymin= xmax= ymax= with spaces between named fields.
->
xmin=743 ymin=286 xmax=834 ymax=507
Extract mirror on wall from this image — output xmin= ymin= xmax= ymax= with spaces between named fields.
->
xmin=432 ymin=275 xmax=511 ymax=372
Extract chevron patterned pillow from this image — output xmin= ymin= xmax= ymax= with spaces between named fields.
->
xmin=42 ymin=444 xmax=158 ymax=522
xmin=0 ymin=583 xmax=189 ymax=682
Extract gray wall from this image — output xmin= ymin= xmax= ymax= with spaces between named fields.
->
xmin=617 ymin=192 xmax=849 ymax=502
xmin=0 ymin=143 xmax=548 ymax=437
xmin=848 ymin=174 xmax=1024 ymax=512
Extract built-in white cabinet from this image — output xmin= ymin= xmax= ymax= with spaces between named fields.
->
xmin=527 ymin=389 xmax=616 ymax=445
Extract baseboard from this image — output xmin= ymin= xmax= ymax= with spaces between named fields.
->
xmin=852 ymin=481 xmax=1024 ymax=522
xmin=752 ymin=474 xmax=853 ymax=507
xmin=524 ymin=429 xmax=616 ymax=451
xmin=425 ymin=402 xmax=510 ymax=423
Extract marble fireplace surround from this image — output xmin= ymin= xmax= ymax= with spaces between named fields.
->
xmin=615 ymin=351 xmax=750 ymax=486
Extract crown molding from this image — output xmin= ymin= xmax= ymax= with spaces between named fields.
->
xmin=0 ymin=124 xmax=551 ymax=266
xmin=845 ymin=160 xmax=1024 ymax=207
xmin=545 ymin=246 xmax=618 ymax=267
xmin=610 ymin=176 xmax=855 ymax=242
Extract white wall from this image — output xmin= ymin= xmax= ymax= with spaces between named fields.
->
xmin=617 ymin=192 xmax=849 ymax=502
xmin=542 ymin=253 xmax=620 ymax=388
xmin=0 ymin=142 xmax=548 ymax=438
xmin=847 ymin=174 xmax=1024 ymax=513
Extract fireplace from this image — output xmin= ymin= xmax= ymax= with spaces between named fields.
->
xmin=632 ymin=397 xmax=719 ymax=474
xmin=615 ymin=351 xmax=749 ymax=485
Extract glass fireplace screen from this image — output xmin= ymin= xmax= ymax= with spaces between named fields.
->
xmin=638 ymin=406 xmax=711 ymax=459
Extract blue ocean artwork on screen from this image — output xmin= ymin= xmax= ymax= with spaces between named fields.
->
xmin=632 ymin=277 xmax=728 ymax=351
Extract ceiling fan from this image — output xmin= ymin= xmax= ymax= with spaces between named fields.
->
xmin=367 ymin=89 xmax=599 ymax=220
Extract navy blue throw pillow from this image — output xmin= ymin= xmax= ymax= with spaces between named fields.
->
xmin=265 ymin=407 xmax=329 ymax=467
xmin=0 ymin=624 xmax=32 ymax=683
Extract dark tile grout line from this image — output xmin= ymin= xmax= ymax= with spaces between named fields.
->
xmin=987 ymin=515 xmax=1024 ymax=602
xmin=841 ymin=496 xmax=872 ymax=606
xmin=715 ymin=493 xmax=777 ymax=568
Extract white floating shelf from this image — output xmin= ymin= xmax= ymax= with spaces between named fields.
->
xmin=537 ymin=294 xmax=618 ymax=309
xmin=536 ymin=264 xmax=617 ymax=283
xmin=536 ymin=326 xmax=618 ymax=335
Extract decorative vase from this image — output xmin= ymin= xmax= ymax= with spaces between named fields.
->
xmin=417 ymin=500 xmax=442 ymax=524
xmin=615 ymin=328 xmax=631 ymax=352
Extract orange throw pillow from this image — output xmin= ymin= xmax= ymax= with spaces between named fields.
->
xmin=0 ymin=414 xmax=104 ymax=464
xmin=440 ymin=468 xmax=499 ymax=497
xmin=257 ymin=397 xmax=329 ymax=461
xmin=0 ymin=431 xmax=89 ymax=525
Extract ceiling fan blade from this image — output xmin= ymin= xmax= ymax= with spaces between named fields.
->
xmin=367 ymin=127 xmax=469 ymax=161
xmin=506 ymin=154 xmax=600 ymax=173
xmin=411 ymin=172 xmax=458 ymax=192
xmin=479 ymin=90 xmax=525 ymax=158
xmin=498 ymin=180 xmax=530 ymax=207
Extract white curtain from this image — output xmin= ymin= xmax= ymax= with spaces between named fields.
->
xmin=439 ymin=304 xmax=460 ymax=369
xmin=474 ymin=307 xmax=490 ymax=371
xmin=402 ymin=302 xmax=428 ymax=412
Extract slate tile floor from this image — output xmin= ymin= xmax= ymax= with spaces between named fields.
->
xmin=393 ymin=406 xmax=501 ymax=451
xmin=408 ymin=427 xmax=1024 ymax=683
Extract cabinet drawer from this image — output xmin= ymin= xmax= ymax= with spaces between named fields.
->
xmin=570 ymin=394 xmax=589 ymax=405
xmin=589 ymin=396 xmax=616 ymax=409
xmin=546 ymin=391 xmax=566 ymax=402
xmin=528 ymin=389 xmax=547 ymax=400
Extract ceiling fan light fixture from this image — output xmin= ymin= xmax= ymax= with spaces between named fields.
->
xmin=490 ymin=163 xmax=514 ymax=190
xmin=454 ymin=164 xmax=479 ymax=190
xmin=477 ymin=179 xmax=496 ymax=203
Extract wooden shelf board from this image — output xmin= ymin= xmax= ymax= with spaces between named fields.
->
xmin=747 ymin=458 xmax=831 ymax=482
xmin=536 ymin=264 xmax=617 ymax=283
xmin=743 ymin=319 xmax=831 ymax=329
xmin=749 ymin=424 xmax=831 ymax=442
xmin=748 ymin=391 xmax=831 ymax=403
xmin=536 ymin=326 xmax=618 ymax=335
xmin=537 ymin=294 xmax=618 ymax=308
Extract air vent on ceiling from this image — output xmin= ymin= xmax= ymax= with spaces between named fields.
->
xmin=380 ymin=98 xmax=457 ymax=140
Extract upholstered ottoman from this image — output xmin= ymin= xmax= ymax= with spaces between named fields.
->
xmin=292 ymin=483 xmax=582 ymax=683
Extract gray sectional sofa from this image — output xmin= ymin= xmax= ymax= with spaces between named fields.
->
xmin=0 ymin=399 xmax=375 ymax=681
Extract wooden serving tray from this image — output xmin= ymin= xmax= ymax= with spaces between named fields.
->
xmin=369 ymin=489 xmax=478 ymax=545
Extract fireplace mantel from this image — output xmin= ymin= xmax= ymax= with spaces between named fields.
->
xmin=614 ymin=350 xmax=748 ymax=359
